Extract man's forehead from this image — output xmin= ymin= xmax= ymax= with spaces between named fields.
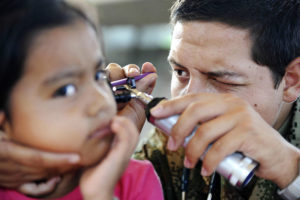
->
xmin=172 ymin=21 xmax=251 ymax=46
xmin=169 ymin=24 xmax=267 ymax=80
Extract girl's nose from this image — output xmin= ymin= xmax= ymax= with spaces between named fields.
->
xmin=86 ymin=84 xmax=113 ymax=117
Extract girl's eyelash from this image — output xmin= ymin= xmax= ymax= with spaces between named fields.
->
xmin=53 ymin=84 xmax=77 ymax=97
xmin=52 ymin=69 xmax=108 ymax=98
xmin=95 ymin=69 xmax=108 ymax=81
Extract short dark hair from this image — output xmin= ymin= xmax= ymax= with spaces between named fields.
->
xmin=0 ymin=0 xmax=97 ymax=110
xmin=171 ymin=0 xmax=300 ymax=88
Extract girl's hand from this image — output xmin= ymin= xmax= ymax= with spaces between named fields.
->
xmin=80 ymin=116 xmax=139 ymax=200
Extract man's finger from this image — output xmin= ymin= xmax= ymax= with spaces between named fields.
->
xmin=123 ymin=64 xmax=141 ymax=77
xmin=0 ymin=172 xmax=47 ymax=184
xmin=141 ymin=62 xmax=157 ymax=73
xmin=18 ymin=177 xmax=61 ymax=197
xmin=106 ymin=63 xmax=125 ymax=81
xmin=0 ymin=140 xmax=80 ymax=167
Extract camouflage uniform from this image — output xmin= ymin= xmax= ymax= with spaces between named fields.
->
xmin=134 ymin=98 xmax=300 ymax=200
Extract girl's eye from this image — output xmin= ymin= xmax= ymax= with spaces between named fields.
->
xmin=95 ymin=69 xmax=108 ymax=82
xmin=53 ymin=84 xmax=77 ymax=97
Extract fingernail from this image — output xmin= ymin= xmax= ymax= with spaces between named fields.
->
xmin=184 ymin=157 xmax=193 ymax=168
xmin=129 ymin=68 xmax=139 ymax=74
xmin=167 ymin=137 xmax=176 ymax=151
xmin=201 ymin=167 xmax=209 ymax=176
xmin=68 ymin=155 xmax=80 ymax=163
xmin=112 ymin=117 xmax=122 ymax=128
xmin=150 ymin=105 xmax=163 ymax=116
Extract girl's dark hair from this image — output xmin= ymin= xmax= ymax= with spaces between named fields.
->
xmin=0 ymin=0 xmax=97 ymax=110
xmin=171 ymin=0 xmax=300 ymax=88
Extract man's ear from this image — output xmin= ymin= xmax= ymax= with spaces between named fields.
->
xmin=283 ymin=57 xmax=300 ymax=103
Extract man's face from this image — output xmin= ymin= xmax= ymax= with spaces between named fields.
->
xmin=169 ymin=21 xmax=287 ymax=128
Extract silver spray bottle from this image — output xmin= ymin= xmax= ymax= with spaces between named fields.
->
xmin=124 ymin=85 xmax=258 ymax=188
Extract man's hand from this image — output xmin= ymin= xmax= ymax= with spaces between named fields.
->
xmin=80 ymin=116 xmax=139 ymax=200
xmin=0 ymin=112 xmax=80 ymax=195
xmin=150 ymin=93 xmax=300 ymax=189
xmin=18 ymin=177 xmax=61 ymax=196
xmin=107 ymin=62 xmax=157 ymax=131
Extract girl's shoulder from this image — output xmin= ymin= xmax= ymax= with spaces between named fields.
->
xmin=118 ymin=158 xmax=159 ymax=186
xmin=114 ymin=158 xmax=163 ymax=200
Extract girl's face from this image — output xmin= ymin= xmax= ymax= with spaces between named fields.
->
xmin=3 ymin=20 xmax=117 ymax=166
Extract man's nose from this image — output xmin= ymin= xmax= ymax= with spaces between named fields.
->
xmin=184 ymin=76 xmax=209 ymax=95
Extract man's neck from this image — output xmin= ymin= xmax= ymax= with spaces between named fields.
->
xmin=273 ymin=102 xmax=293 ymax=130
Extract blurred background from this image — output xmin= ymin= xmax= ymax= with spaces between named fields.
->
xmin=87 ymin=0 xmax=174 ymax=143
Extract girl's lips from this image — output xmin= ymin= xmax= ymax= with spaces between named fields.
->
xmin=88 ymin=125 xmax=112 ymax=140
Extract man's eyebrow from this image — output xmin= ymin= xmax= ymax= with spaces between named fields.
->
xmin=168 ymin=58 xmax=243 ymax=78
xmin=168 ymin=58 xmax=186 ymax=69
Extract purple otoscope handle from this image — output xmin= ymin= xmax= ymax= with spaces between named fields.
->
xmin=110 ymin=72 xmax=153 ymax=87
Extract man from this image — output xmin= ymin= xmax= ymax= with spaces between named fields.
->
xmin=1 ymin=0 xmax=299 ymax=199
xmin=133 ymin=0 xmax=300 ymax=199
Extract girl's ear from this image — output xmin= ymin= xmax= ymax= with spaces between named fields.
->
xmin=0 ymin=111 xmax=4 ymax=124
xmin=283 ymin=57 xmax=300 ymax=103
xmin=0 ymin=111 xmax=11 ymax=140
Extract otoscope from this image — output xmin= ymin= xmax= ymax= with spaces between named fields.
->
xmin=111 ymin=73 xmax=258 ymax=188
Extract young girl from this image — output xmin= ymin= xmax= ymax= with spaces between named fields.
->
xmin=0 ymin=0 xmax=163 ymax=199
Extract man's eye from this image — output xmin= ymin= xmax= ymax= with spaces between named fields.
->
xmin=174 ymin=69 xmax=189 ymax=77
xmin=95 ymin=69 xmax=108 ymax=82
xmin=211 ymin=78 xmax=243 ymax=87
xmin=53 ymin=84 xmax=77 ymax=97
